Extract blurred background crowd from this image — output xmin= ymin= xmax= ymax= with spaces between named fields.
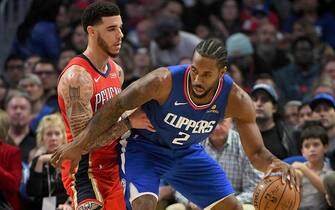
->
xmin=0 ymin=0 xmax=335 ymax=209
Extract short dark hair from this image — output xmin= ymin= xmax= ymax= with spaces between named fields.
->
xmin=194 ymin=39 xmax=228 ymax=69
xmin=33 ymin=58 xmax=57 ymax=72
xmin=299 ymin=121 xmax=328 ymax=149
xmin=81 ymin=1 xmax=120 ymax=33
xmin=4 ymin=54 xmax=24 ymax=70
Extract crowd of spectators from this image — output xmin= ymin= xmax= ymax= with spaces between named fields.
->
xmin=1 ymin=0 xmax=335 ymax=209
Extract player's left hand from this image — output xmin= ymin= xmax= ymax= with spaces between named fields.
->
xmin=57 ymin=203 xmax=72 ymax=210
xmin=264 ymin=159 xmax=301 ymax=191
xmin=128 ymin=108 xmax=156 ymax=132
xmin=50 ymin=140 xmax=84 ymax=174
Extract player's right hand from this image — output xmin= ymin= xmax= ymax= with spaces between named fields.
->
xmin=50 ymin=140 xmax=83 ymax=173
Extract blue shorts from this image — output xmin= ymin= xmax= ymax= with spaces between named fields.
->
xmin=120 ymin=136 xmax=234 ymax=209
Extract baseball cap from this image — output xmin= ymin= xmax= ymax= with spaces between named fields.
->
xmin=226 ymin=33 xmax=254 ymax=58
xmin=310 ymin=93 xmax=335 ymax=110
xmin=252 ymin=4 xmax=269 ymax=16
xmin=251 ymin=84 xmax=278 ymax=102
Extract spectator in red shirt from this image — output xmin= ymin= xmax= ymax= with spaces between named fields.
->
xmin=0 ymin=111 xmax=22 ymax=210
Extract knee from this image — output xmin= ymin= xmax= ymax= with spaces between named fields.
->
xmin=232 ymin=201 xmax=243 ymax=210
xmin=132 ymin=194 xmax=157 ymax=210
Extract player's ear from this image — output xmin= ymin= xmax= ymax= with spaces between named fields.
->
xmin=87 ymin=26 xmax=95 ymax=36
xmin=219 ymin=66 xmax=227 ymax=78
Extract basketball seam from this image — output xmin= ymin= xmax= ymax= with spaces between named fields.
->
xmin=292 ymin=186 xmax=296 ymax=210
xmin=274 ymin=181 xmax=287 ymax=210
xmin=257 ymin=176 xmax=281 ymax=209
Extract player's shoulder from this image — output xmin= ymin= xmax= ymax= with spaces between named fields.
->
xmin=59 ymin=65 xmax=93 ymax=87
xmin=225 ymin=83 xmax=255 ymax=121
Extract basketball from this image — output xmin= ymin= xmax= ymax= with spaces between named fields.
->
xmin=253 ymin=175 xmax=300 ymax=210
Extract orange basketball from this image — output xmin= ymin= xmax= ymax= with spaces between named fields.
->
xmin=253 ymin=175 xmax=300 ymax=210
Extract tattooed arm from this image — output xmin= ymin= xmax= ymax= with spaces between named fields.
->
xmin=52 ymin=68 xmax=171 ymax=168
xmin=79 ymin=67 xmax=171 ymax=151
xmin=225 ymin=84 xmax=300 ymax=189
xmin=59 ymin=65 xmax=154 ymax=152
xmin=86 ymin=109 xmax=154 ymax=151
xmin=58 ymin=65 xmax=94 ymax=139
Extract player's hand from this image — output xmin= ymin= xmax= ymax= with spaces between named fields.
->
xmin=50 ymin=141 xmax=83 ymax=173
xmin=292 ymin=161 xmax=307 ymax=172
xmin=265 ymin=159 xmax=301 ymax=191
xmin=128 ymin=108 xmax=156 ymax=132
xmin=39 ymin=154 xmax=53 ymax=163
xmin=57 ymin=203 xmax=72 ymax=210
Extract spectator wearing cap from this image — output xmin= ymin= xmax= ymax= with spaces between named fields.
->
xmin=310 ymin=93 xmax=335 ymax=156
xmin=274 ymin=36 xmax=320 ymax=104
xmin=18 ymin=74 xmax=54 ymax=132
xmin=251 ymin=84 xmax=299 ymax=159
xmin=226 ymin=33 xmax=255 ymax=90
xmin=149 ymin=15 xmax=202 ymax=67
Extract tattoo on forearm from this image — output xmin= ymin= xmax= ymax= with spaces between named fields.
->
xmin=83 ymin=119 xmax=129 ymax=151
xmin=81 ymin=70 xmax=165 ymax=146
xmin=68 ymin=86 xmax=92 ymax=137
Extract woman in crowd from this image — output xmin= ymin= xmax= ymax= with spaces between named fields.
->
xmin=26 ymin=113 xmax=71 ymax=210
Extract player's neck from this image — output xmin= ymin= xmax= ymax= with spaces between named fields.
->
xmin=83 ymin=47 xmax=109 ymax=73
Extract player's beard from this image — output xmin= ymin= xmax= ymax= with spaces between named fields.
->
xmin=190 ymin=85 xmax=212 ymax=99
xmin=97 ymin=33 xmax=119 ymax=58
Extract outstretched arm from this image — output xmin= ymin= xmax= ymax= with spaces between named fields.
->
xmin=59 ymin=65 xmax=155 ymax=153
xmin=85 ymin=109 xmax=155 ymax=151
xmin=225 ymin=84 xmax=300 ymax=189
xmin=52 ymin=68 xmax=171 ymax=168
xmin=77 ymin=67 xmax=171 ymax=151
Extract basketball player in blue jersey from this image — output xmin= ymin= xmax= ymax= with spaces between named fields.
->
xmin=52 ymin=39 xmax=300 ymax=210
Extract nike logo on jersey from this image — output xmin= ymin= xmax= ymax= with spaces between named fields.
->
xmin=110 ymin=73 xmax=117 ymax=78
xmin=94 ymin=76 xmax=101 ymax=83
xmin=174 ymin=101 xmax=187 ymax=106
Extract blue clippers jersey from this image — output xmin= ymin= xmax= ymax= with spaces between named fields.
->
xmin=131 ymin=64 xmax=233 ymax=149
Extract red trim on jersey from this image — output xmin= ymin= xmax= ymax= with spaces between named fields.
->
xmin=183 ymin=66 xmax=223 ymax=110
